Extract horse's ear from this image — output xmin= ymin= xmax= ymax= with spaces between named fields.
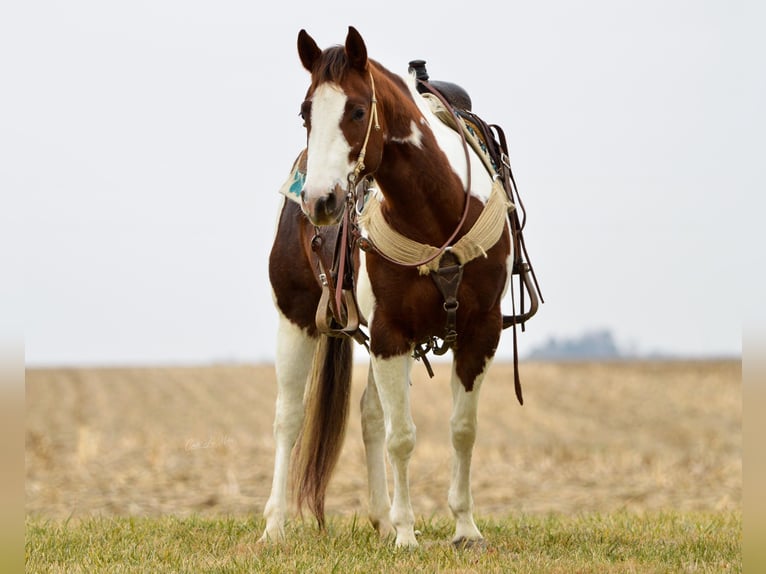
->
xmin=298 ymin=29 xmax=322 ymax=72
xmin=345 ymin=26 xmax=367 ymax=71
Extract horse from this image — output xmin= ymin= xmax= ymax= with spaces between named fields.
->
xmin=261 ymin=26 xmax=527 ymax=548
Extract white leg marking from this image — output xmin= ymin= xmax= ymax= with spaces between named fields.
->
xmin=259 ymin=313 xmax=317 ymax=543
xmin=360 ymin=364 xmax=393 ymax=537
xmin=448 ymin=359 xmax=490 ymax=544
xmin=355 ymin=250 xmax=374 ymax=323
xmin=371 ymin=353 xmax=418 ymax=547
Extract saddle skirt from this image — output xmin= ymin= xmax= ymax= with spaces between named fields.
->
xmin=279 ymin=149 xmax=307 ymax=204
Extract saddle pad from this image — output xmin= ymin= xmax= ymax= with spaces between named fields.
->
xmin=278 ymin=150 xmax=307 ymax=204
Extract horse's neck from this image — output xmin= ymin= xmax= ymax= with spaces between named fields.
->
xmin=374 ymin=145 xmax=466 ymax=245
xmin=369 ymin=68 xmax=472 ymax=244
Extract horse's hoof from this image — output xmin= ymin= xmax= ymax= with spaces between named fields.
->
xmin=395 ymin=535 xmax=419 ymax=549
xmin=452 ymin=536 xmax=486 ymax=550
xmin=373 ymin=520 xmax=395 ymax=539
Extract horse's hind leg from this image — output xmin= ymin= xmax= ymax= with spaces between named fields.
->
xmin=448 ymin=358 xmax=490 ymax=546
xmin=360 ymin=364 xmax=393 ymax=538
xmin=260 ymin=313 xmax=317 ymax=543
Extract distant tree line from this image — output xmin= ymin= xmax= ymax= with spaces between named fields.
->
xmin=526 ymin=329 xmax=623 ymax=360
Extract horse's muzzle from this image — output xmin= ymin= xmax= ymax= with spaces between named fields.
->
xmin=301 ymin=184 xmax=345 ymax=226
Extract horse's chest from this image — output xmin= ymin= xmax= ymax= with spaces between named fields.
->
xmin=359 ymin=255 xmax=480 ymax=338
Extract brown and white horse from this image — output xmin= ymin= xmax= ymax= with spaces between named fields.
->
xmin=261 ymin=27 xmax=513 ymax=548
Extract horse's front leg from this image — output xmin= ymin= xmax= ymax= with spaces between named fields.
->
xmin=259 ymin=314 xmax=317 ymax=543
xmin=370 ymin=353 xmax=418 ymax=548
xmin=360 ymin=364 xmax=394 ymax=538
xmin=448 ymin=355 xmax=491 ymax=546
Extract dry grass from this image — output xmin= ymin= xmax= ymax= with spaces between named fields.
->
xmin=26 ymin=360 xmax=741 ymax=520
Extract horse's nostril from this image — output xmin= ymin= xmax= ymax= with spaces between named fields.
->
xmin=323 ymin=193 xmax=337 ymax=215
xmin=300 ymin=188 xmax=307 ymax=203
xmin=314 ymin=194 xmax=337 ymax=218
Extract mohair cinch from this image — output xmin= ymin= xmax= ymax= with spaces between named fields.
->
xmin=359 ymin=179 xmax=512 ymax=275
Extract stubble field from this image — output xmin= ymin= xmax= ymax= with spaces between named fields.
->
xmin=26 ymin=360 xmax=740 ymax=521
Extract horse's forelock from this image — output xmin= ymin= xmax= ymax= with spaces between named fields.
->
xmin=312 ymin=46 xmax=350 ymax=85
xmin=310 ymin=48 xmax=387 ymax=90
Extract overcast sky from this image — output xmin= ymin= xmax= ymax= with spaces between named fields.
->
xmin=7 ymin=1 xmax=763 ymax=366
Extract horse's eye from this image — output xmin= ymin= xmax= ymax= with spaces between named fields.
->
xmin=300 ymin=102 xmax=311 ymax=127
xmin=351 ymin=107 xmax=366 ymax=122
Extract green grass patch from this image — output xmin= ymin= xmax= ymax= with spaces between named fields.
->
xmin=26 ymin=511 xmax=741 ymax=573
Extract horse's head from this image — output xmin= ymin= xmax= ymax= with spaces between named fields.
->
xmin=296 ymin=27 xmax=384 ymax=226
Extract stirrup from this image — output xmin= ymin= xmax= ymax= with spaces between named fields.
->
xmin=316 ymin=286 xmax=361 ymax=336
xmin=502 ymin=263 xmax=540 ymax=329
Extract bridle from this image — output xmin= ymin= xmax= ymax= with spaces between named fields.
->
xmin=308 ymin=71 xmax=381 ymax=342
xmin=347 ymin=71 xmax=381 ymax=190
xmin=311 ymin=69 xmax=474 ymax=334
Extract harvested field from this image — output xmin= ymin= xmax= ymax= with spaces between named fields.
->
xmin=26 ymin=360 xmax=741 ymax=520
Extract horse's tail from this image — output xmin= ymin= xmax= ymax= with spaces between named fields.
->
xmin=292 ymin=333 xmax=353 ymax=528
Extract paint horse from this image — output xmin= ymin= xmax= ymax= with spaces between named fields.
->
xmin=262 ymin=26 xmax=535 ymax=548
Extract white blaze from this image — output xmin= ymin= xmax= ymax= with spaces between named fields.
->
xmin=303 ymin=83 xmax=354 ymax=200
